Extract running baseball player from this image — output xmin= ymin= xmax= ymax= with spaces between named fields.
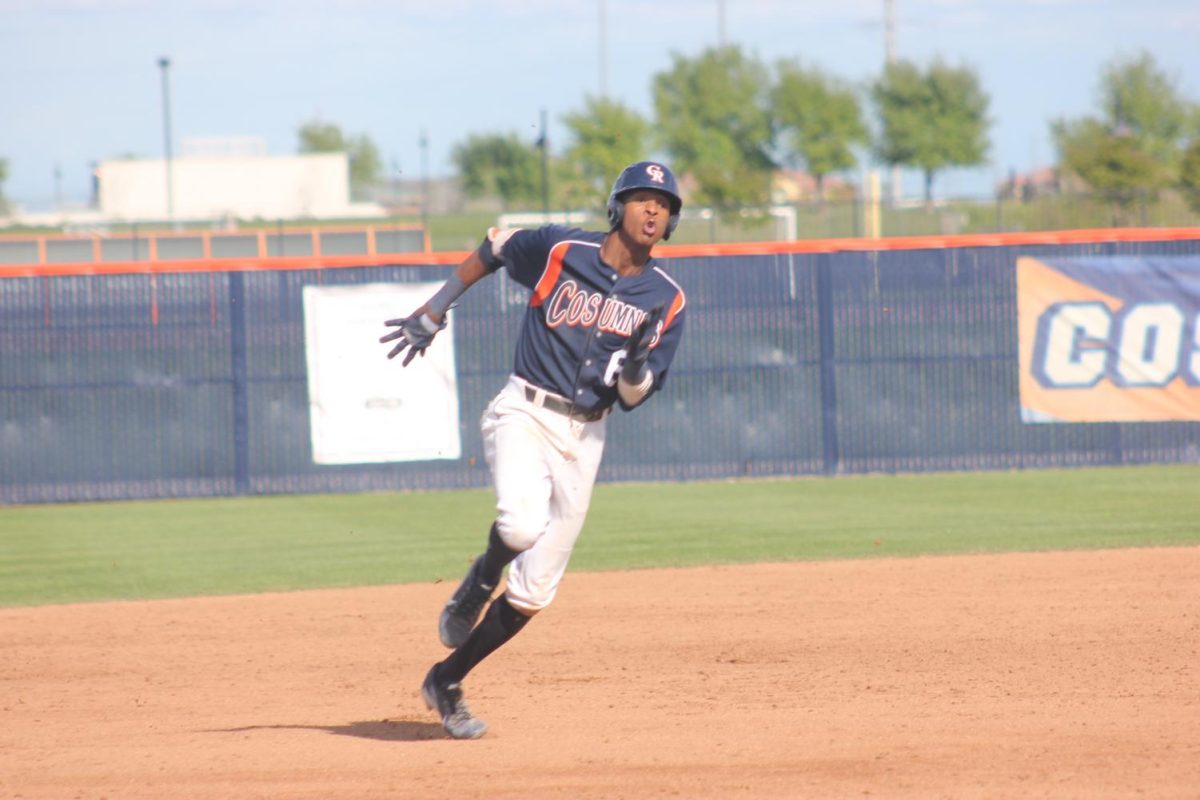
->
xmin=380 ymin=160 xmax=687 ymax=739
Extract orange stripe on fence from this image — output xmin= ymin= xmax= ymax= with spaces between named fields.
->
xmin=654 ymin=227 xmax=1200 ymax=259
xmin=2 ymin=226 xmax=1199 ymax=278
xmin=0 ymin=251 xmax=466 ymax=278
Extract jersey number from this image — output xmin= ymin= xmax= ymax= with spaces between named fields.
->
xmin=603 ymin=350 xmax=627 ymax=386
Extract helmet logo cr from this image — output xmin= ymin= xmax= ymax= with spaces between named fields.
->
xmin=646 ymin=164 xmax=665 ymax=184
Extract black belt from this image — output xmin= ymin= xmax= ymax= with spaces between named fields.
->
xmin=523 ymin=385 xmax=609 ymax=422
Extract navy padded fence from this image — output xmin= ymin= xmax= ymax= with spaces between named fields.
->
xmin=2 ymin=236 xmax=1198 ymax=504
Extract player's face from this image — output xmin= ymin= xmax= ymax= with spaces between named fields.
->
xmin=621 ymin=190 xmax=673 ymax=246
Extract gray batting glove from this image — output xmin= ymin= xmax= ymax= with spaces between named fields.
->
xmin=380 ymin=313 xmax=446 ymax=367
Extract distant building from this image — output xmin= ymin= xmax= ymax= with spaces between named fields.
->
xmin=772 ymin=169 xmax=855 ymax=204
xmin=372 ymin=175 xmax=468 ymax=217
xmin=96 ymin=150 xmax=386 ymax=223
xmin=4 ymin=139 xmax=388 ymax=228
xmin=996 ymin=166 xmax=1062 ymax=201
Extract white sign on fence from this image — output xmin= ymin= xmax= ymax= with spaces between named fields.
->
xmin=302 ymin=282 xmax=461 ymax=464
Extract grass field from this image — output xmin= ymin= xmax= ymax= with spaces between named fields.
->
xmin=1 ymin=464 xmax=1196 ymax=607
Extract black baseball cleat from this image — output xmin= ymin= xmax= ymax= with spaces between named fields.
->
xmin=438 ymin=555 xmax=495 ymax=648
xmin=421 ymin=664 xmax=487 ymax=740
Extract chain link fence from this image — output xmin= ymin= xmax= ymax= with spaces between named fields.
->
xmin=1 ymin=234 xmax=1198 ymax=504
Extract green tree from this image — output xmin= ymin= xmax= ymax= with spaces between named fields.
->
xmin=1051 ymin=52 xmax=1197 ymax=218
xmin=550 ymin=157 xmax=603 ymax=214
xmin=1180 ymin=138 xmax=1200 ymax=215
xmin=451 ymin=133 xmax=541 ymax=209
xmin=1053 ymin=118 xmax=1164 ymax=222
xmin=298 ymin=121 xmax=345 ymax=153
xmin=346 ymin=134 xmax=383 ymax=201
xmin=871 ymin=58 xmax=991 ymax=203
xmin=562 ymin=97 xmax=650 ymax=195
xmin=297 ymin=120 xmax=382 ymax=201
xmin=770 ymin=60 xmax=867 ymax=202
xmin=0 ymin=158 xmax=9 ymax=215
xmin=653 ymin=46 xmax=775 ymax=209
xmin=1100 ymin=51 xmax=1197 ymax=170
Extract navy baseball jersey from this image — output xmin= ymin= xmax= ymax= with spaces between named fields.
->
xmin=484 ymin=225 xmax=686 ymax=413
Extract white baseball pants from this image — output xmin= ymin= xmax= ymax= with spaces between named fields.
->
xmin=481 ymin=376 xmax=607 ymax=614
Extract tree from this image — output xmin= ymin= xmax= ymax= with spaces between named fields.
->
xmin=770 ymin=60 xmax=867 ymax=203
xmin=298 ymin=121 xmax=344 ymax=153
xmin=1180 ymin=138 xmax=1200 ymax=215
xmin=550 ymin=157 xmax=603 ymax=214
xmin=0 ymin=158 xmax=9 ymax=215
xmin=871 ymin=58 xmax=991 ymax=203
xmin=1099 ymin=51 xmax=1197 ymax=170
xmin=346 ymin=134 xmax=383 ymax=201
xmin=451 ymin=133 xmax=541 ymax=209
xmin=297 ymin=120 xmax=382 ymax=201
xmin=653 ymin=46 xmax=775 ymax=209
xmin=562 ymin=97 xmax=650 ymax=195
xmin=1051 ymin=52 xmax=1197 ymax=216
xmin=1053 ymin=118 xmax=1164 ymax=220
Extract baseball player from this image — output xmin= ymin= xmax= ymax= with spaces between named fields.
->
xmin=380 ymin=160 xmax=687 ymax=739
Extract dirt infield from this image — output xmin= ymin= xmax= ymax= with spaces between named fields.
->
xmin=2 ymin=546 xmax=1197 ymax=799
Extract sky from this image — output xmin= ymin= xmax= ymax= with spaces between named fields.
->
xmin=2 ymin=0 xmax=1199 ymax=211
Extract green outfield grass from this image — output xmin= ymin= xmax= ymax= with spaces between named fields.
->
xmin=1 ymin=464 xmax=1197 ymax=607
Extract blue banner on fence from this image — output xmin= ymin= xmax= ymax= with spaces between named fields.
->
xmin=1018 ymin=256 xmax=1200 ymax=422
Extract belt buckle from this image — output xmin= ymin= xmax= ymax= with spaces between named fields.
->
xmin=572 ymin=406 xmax=605 ymax=423
xmin=526 ymin=384 xmax=563 ymax=414
xmin=523 ymin=384 xmax=546 ymax=408
xmin=523 ymin=382 xmax=605 ymax=422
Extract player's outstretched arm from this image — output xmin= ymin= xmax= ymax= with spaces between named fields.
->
xmin=380 ymin=250 xmax=491 ymax=367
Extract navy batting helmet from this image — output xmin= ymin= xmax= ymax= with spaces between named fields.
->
xmin=606 ymin=161 xmax=683 ymax=240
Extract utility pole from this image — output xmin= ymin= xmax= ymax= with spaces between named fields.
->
xmin=158 ymin=56 xmax=175 ymax=224
xmin=883 ymin=0 xmax=902 ymax=204
xmin=884 ymin=0 xmax=896 ymax=63
xmin=598 ymin=0 xmax=608 ymax=98
xmin=538 ymin=109 xmax=549 ymax=217
xmin=419 ymin=129 xmax=430 ymax=252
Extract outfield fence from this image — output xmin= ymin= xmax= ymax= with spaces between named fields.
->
xmin=2 ymin=228 xmax=1198 ymax=504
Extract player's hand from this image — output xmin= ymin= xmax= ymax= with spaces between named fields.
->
xmin=380 ymin=312 xmax=446 ymax=367
xmin=620 ymin=303 xmax=664 ymax=382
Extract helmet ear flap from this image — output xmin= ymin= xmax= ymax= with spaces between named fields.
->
xmin=606 ymin=196 xmax=624 ymax=230
xmin=664 ymin=212 xmax=680 ymax=240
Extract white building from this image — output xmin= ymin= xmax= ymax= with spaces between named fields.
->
xmin=94 ymin=150 xmax=385 ymax=223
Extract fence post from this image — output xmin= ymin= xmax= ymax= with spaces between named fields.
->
xmin=228 ymin=271 xmax=251 ymax=495
xmin=816 ymin=253 xmax=840 ymax=475
xmin=1109 ymin=425 xmax=1124 ymax=466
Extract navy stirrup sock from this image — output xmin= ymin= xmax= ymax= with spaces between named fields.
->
xmin=479 ymin=522 xmax=519 ymax=586
xmin=438 ymin=595 xmax=530 ymax=684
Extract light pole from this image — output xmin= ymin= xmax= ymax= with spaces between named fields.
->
xmin=158 ymin=56 xmax=175 ymax=224
xmin=419 ymin=129 xmax=430 ymax=249
xmin=884 ymin=0 xmax=896 ymax=63
xmin=538 ymin=109 xmax=549 ymax=217
xmin=598 ymin=0 xmax=607 ymax=97
xmin=883 ymin=0 xmax=902 ymax=203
